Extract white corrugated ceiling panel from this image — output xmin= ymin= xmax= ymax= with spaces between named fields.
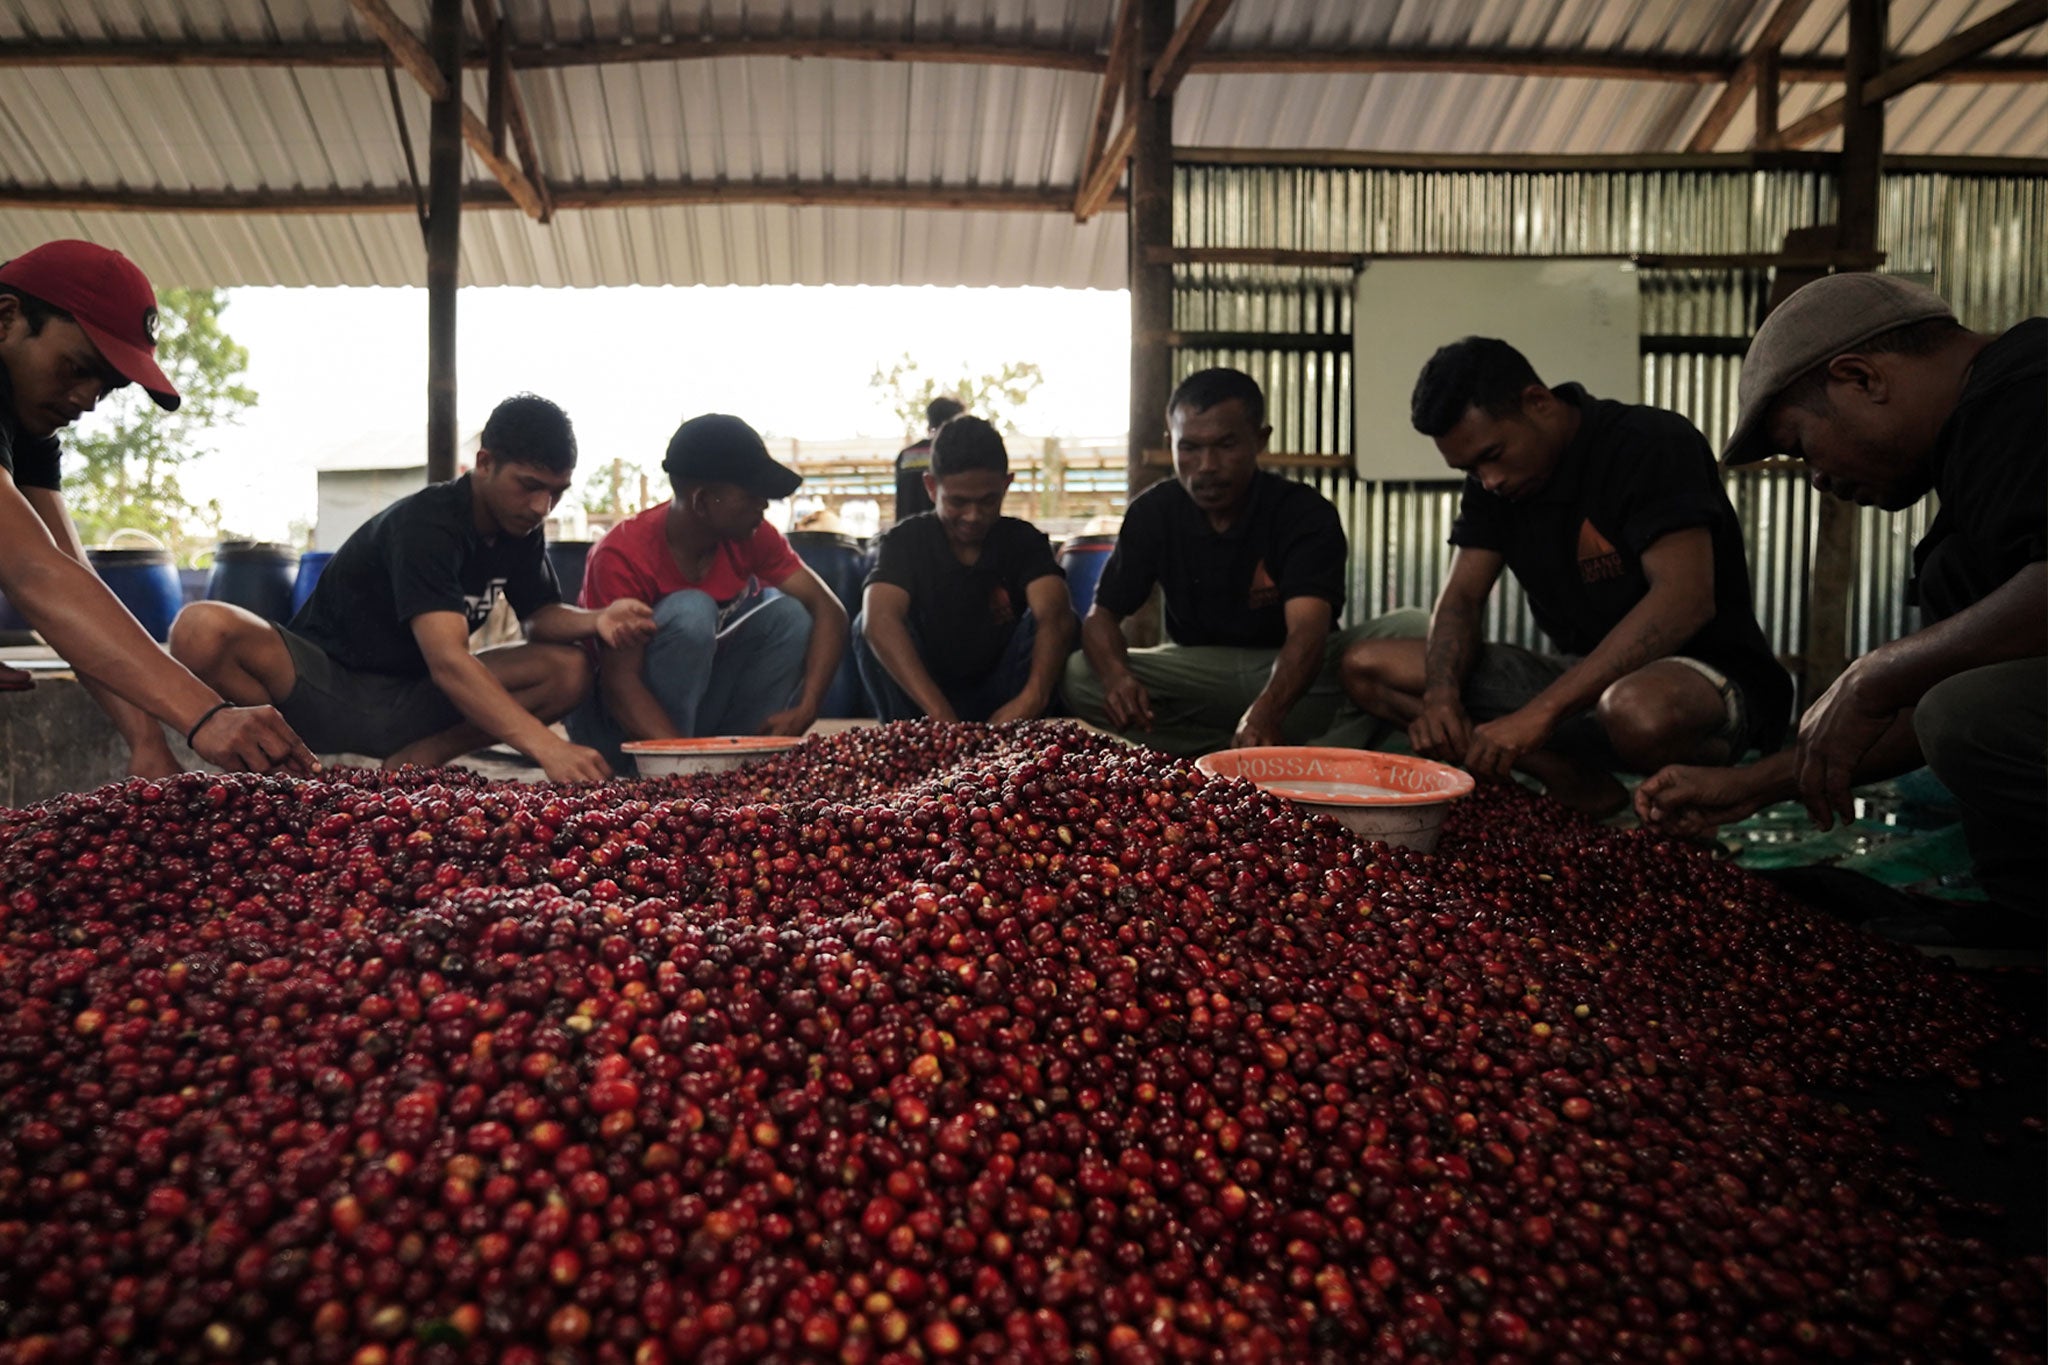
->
xmin=0 ymin=0 xmax=2041 ymax=290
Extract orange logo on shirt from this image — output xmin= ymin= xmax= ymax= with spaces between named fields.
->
xmin=1577 ymin=520 xmax=1625 ymax=584
xmin=989 ymin=584 xmax=1016 ymax=624
xmin=1248 ymin=560 xmax=1279 ymax=610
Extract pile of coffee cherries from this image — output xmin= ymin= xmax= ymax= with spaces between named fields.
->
xmin=0 ymin=721 xmax=2039 ymax=1364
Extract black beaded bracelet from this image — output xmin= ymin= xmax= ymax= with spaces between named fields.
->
xmin=185 ymin=701 xmax=233 ymax=748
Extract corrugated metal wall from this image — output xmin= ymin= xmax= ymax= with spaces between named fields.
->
xmin=1173 ymin=164 xmax=2045 ymax=671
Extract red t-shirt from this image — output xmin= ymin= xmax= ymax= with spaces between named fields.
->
xmin=580 ymin=504 xmax=804 ymax=611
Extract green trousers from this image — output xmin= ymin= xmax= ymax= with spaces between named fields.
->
xmin=1913 ymin=656 xmax=2047 ymax=917
xmin=1062 ymin=610 xmax=1428 ymax=757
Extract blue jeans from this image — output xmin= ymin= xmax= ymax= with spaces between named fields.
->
xmin=852 ymin=609 xmax=1039 ymax=722
xmin=570 ymin=588 xmax=811 ymax=765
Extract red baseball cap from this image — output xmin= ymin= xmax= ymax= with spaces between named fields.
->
xmin=0 ymin=240 xmax=180 ymax=411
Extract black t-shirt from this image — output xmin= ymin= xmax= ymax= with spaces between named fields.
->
xmin=894 ymin=440 xmax=935 ymax=523
xmin=291 ymin=475 xmax=561 ymax=677
xmin=1912 ymin=317 xmax=2046 ymax=624
xmin=1450 ymin=384 xmax=1793 ymax=751
xmin=866 ymin=513 xmax=1063 ymax=686
xmin=1094 ymin=471 xmax=1348 ymax=649
xmin=0 ymin=364 xmax=63 ymax=491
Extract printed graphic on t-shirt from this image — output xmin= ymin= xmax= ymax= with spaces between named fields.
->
xmin=465 ymin=578 xmax=507 ymax=631
xmin=1248 ymin=560 xmax=1279 ymax=609
xmin=988 ymin=583 xmax=1016 ymax=625
xmin=1576 ymin=521 xmax=1625 ymax=584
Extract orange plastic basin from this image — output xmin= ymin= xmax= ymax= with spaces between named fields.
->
xmin=1195 ymin=747 xmax=1474 ymax=852
xmin=620 ymin=736 xmax=804 ymax=777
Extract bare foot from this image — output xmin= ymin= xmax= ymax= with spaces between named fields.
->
xmin=0 ymin=662 xmax=34 ymax=692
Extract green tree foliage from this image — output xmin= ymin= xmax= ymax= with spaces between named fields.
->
xmin=869 ymin=355 xmax=1044 ymax=437
xmin=65 ymin=289 xmax=256 ymax=564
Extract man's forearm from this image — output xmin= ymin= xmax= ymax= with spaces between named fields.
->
xmin=525 ymin=603 xmax=600 ymax=645
xmin=1857 ymin=565 xmax=2047 ymax=712
xmin=4 ymin=552 xmax=221 ymax=734
xmin=1020 ymin=611 xmax=1077 ymax=705
xmin=428 ymin=653 xmax=561 ymax=756
xmin=795 ymin=606 xmax=849 ymax=714
xmin=1080 ymin=610 xmax=1131 ymax=683
xmin=1423 ymin=594 xmax=1485 ymax=700
xmin=865 ymin=614 xmax=954 ymax=718
xmin=1742 ymin=710 xmax=1926 ymax=808
xmin=1252 ymin=628 xmax=1328 ymax=721
xmin=1528 ymin=586 xmax=1709 ymax=724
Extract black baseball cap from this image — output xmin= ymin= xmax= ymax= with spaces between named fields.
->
xmin=662 ymin=413 xmax=802 ymax=500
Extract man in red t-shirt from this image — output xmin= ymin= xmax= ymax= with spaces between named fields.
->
xmin=570 ymin=414 xmax=848 ymax=759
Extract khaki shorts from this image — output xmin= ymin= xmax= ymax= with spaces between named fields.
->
xmin=273 ymin=625 xmax=462 ymax=758
xmin=1467 ymin=643 xmax=1754 ymax=767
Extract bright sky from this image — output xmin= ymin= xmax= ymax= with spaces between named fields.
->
xmin=129 ymin=285 xmax=1133 ymax=542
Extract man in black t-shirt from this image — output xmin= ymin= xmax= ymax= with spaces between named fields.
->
xmin=1063 ymin=368 xmax=1400 ymax=757
xmin=170 ymin=395 xmax=656 ymax=783
xmin=892 ymin=396 xmax=964 ymax=525
xmin=0 ymin=239 xmax=315 ymax=777
xmin=856 ymin=416 xmax=1075 ymax=722
xmin=1639 ymin=275 xmax=2044 ymax=919
xmin=1342 ymin=338 xmax=1792 ymax=816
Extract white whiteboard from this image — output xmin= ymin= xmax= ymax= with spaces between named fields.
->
xmin=1353 ymin=260 xmax=1641 ymax=480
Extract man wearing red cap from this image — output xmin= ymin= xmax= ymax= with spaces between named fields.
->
xmin=0 ymin=239 xmax=316 ymax=777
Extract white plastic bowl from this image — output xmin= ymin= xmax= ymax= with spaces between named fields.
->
xmin=620 ymin=736 xmax=803 ymax=777
xmin=1195 ymin=747 xmax=1475 ymax=853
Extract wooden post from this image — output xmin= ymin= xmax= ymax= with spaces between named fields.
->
xmin=1805 ymin=0 xmax=1886 ymax=699
xmin=424 ymin=0 xmax=462 ymax=483
xmin=1127 ymin=0 xmax=1173 ymax=505
xmin=1755 ymin=45 xmax=1781 ymax=149
xmin=1123 ymin=0 xmax=1174 ymax=647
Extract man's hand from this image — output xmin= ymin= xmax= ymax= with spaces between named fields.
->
xmin=1232 ymin=702 xmax=1285 ymax=750
xmin=1635 ymin=763 xmax=1773 ymax=840
xmin=1795 ymin=660 xmax=1896 ymax=830
xmin=1102 ymin=673 xmax=1154 ymax=732
xmin=1409 ymin=694 xmax=1473 ymax=762
xmin=595 ymin=598 xmax=657 ymax=649
xmin=537 ymin=738 xmax=612 ymax=784
xmin=1463 ymin=706 xmax=1554 ymax=782
xmin=758 ymin=705 xmax=816 ymax=738
xmin=0 ymin=662 xmax=34 ymax=692
xmin=191 ymin=706 xmax=320 ymax=777
xmin=987 ymin=691 xmax=1047 ymax=725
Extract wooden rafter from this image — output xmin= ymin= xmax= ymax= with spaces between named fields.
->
xmin=0 ymin=179 xmax=1120 ymax=216
xmin=1076 ymin=0 xmax=1140 ymax=221
xmin=1685 ymin=0 xmax=1820 ymax=152
xmin=467 ymin=0 xmax=552 ymax=220
xmin=1777 ymin=0 xmax=2046 ymax=147
xmin=0 ymin=36 xmax=2037 ymax=84
xmin=349 ymin=0 xmax=543 ymax=219
xmin=1148 ymin=0 xmax=1238 ymax=99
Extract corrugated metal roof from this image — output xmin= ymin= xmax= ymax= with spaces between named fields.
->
xmin=0 ymin=0 xmax=2041 ymax=289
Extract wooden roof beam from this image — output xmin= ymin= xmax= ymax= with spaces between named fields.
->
xmin=468 ymin=0 xmax=552 ymax=220
xmin=1149 ymin=0 xmax=1239 ymax=99
xmin=1777 ymin=0 xmax=2046 ymax=147
xmin=0 ymin=179 xmax=1122 ymax=216
xmin=1076 ymin=0 xmax=1140 ymax=221
xmin=348 ymin=0 xmax=547 ymax=220
xmin=1686 ymin=0 xmax=1820 ymax=152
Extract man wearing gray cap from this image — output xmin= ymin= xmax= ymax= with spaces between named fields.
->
xmin=1637 ymin=273 xmax=2044 ymax=919
xmin=568 ymin=413 xmax=848 ymax=762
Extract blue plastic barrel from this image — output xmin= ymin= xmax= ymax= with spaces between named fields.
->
xmin=207 ymin=541 xmax=299 ymax=623
xmin=290 ymin=551 xmax=335 ymax=617
xmin=788 ymin=530 xmax=875 ymax=720
xmin=89 ymin=548 xmax=182 ymax=642
xmin=1058 ymin=532 xmax=1118 ymax=620
xmin=547 ymin=541 xmax=593 ymax=607
xmin=177 ymin=567 xmax=210 ymax=607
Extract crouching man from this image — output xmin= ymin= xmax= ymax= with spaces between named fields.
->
xmin=173 ymin=394 xmax=652 ymax=782
xmin=855 ymin=415 xmax=1075 ymax=721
